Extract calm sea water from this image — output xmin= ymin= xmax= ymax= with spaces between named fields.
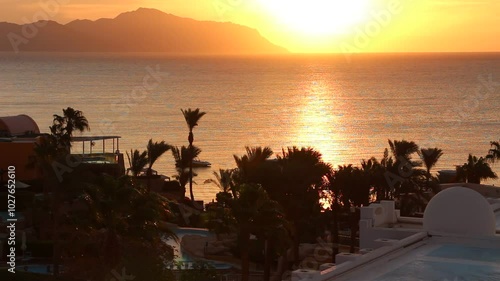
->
xmin=1 ymin=52 xmax=499 ymax=203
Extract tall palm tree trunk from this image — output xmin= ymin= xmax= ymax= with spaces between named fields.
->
xmin=291 ymin=222 xmax=300 ymax=265
xmin=188 ymin=131 xmax=195 ymax=201
xmin=263 ymin=237 xmax=274 ymax=281
xmin=240 ymin=229 xmax=251 ymax=281
xmin=52 ymin=182 xmax=61 ymax=276
xmin=272 ymin=251 xmax=289 ymax=281
xmin=349 ymin=208 xmax=358 ymax=253
xmin=331 ymin=201 xmax=340 ymax=263
xmin=147 ymin=170 xmax=152 ymax=193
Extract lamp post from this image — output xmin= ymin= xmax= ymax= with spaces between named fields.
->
xmin=350 ymin=206 xmax=357 ymax=253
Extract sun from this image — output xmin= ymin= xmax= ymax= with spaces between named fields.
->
xmin=257 ymin=0 xmax=371 ymax=36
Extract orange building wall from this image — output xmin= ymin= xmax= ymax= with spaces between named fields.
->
xmin=0 ymin=142 xmax=41 ymax=182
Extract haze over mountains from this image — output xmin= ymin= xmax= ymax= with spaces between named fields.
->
xmin=0 ymin=8 xmax=287 ymax=54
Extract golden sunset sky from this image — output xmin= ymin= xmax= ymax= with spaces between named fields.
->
xmin=1 ymin=0 xmax=499 ymax=53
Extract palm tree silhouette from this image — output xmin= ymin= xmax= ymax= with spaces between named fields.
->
xmin=418 ymin=147 xmax=443 ymax=181
xmin=233 ymin=146 xmax=274 ymax=184
xmin=181 ymin=108 xmax=206 ymax=201
xmin=457 ymin=154 xmax=498 ymax=184
xmin=204 ymin=169 xmax=237 ymax=198
xmin=325 ymin=167 xmax=344 ymax=261
xmin=51 ymin=107 xmax=90 ymax=148
xmin=171 ymin=145 xmax=201 ymax=200
xmin=486 ymin=140 xmax=500 ymax=163
xmin=361 ymin=157 xmax=388 ymax=201
xmin=146 ymin=139 xmax=171 ymax=192
xmin=388 ymin=139 xmax=419 ymax=162
xmin=74 ymin=175 xmax=176 ymax=279
xmin=39 ymin=107 xmax=90 ymax=277
xmin=329 ymin=164 xmax=371 ymax=253
xmin=211 ymin=183 xmax=285 ymax=281
xmin=277 ymin=147 xmax=331 ymax=265
xmin=126 ymin=149 xmax=148 ymax=177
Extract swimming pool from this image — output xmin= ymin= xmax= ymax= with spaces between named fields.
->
xmin=19 ymin=264 xmax=57 ymax=275
xmin=371 ymin=244 xmax=500 ymax=281
xmin=428 ymin=244 xmax=500 ymax=263
xmin=329 ymin=237 xmax=500 ymax=281
xmin=374 ymin=259 xmax=500 ymax=281
xmin=164 ymin=227 xmax=233 ymax=270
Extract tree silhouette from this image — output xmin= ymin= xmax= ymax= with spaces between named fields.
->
xmin=486 ymin=140 xmax=500 ymax=163
xmin=181 ymin=108 xmax=206 ymax=201
xmin=457 ymin=154 xmax=498 ymax=184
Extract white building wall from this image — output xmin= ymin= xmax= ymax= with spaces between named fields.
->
xmin=359 ymin=200 xmax=421 ymax=249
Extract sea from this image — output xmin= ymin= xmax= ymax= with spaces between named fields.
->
xmin=1 ymin=52 xmax=499 ymax=204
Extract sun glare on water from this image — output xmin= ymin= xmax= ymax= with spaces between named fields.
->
xmin=257 ymin=0 xmax=371 ymax=36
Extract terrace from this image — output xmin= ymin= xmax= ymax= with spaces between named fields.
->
xmin=70 ymin=136 xmax=125 ymax=176
xmin=292 ymin=186 xmax=500 ymax=281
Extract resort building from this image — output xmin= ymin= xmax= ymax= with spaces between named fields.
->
xmin=292 ymin=185 xmax=500 ymax=280
xmin=0 ymin=115 xmax=42 ymax=183
xmin=0 ymin=114 xmax=40 ymax=137
xmin=0 ymin=114 xmax=125 ymax=185
xmin=0 ymin=114 xmax=125 ymax=256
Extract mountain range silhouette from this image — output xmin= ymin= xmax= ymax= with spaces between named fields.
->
xmin=0 ymin=8 xmax=287 ymax=54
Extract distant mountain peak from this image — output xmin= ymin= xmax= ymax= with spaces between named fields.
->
xmin=115 ymin=7 xmax=171 ymax=19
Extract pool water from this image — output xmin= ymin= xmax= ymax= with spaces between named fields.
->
xmin=19 ymin=264 xmax=56 ymax=275
xmin=164 ymin=227 xmax=233 ymax=270
xmin=373 ymin=244 xmax=500 ymax=281
xmin=374 ymin=260 xmax=500 ymax=281
xmin=428 ymin=245 xmax=500 ymax=263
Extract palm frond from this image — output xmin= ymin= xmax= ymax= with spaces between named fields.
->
xmin=181 ymin=108 xmax=206 ymax=130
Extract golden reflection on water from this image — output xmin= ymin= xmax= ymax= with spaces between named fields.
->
xmin=293 ymin=79 xmax=346 ymax=166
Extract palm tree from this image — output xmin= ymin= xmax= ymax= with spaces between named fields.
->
xmin=328 ymin=164 xmax=372 ymax=253
xmin=67 ymin=175 xmax=176 ymax=280
xmin=126 ymin=149 xmax=148 ymax=177
xmin=418 ymin=147 xmax=443 ymax=181
xmin=51 ymin=107 xmax=90 ymax=148
xmin=233 ymin=146 xmax=275 ymax=184
xmin=146 ymin=139 xmax=171 ymax=191
xmin=457 ymin=154 xmax=498 ymax=184
xmin=361 ymin=157 xmax=388 ymax=201
xmin=204 ymin=169 xmax=237 ymax=198
xmin=324 ymin=168 xmax=342 ymax=262
xmin=276 ymin=147 xmax=331 ymax=265
xmin=147 ymin=140 xmax=171 ymax=174
xmin=388 ymin=139 xmax=419 ymax=162
xmin=171 ymin=145 xmax=201 ymax=200
xmin=387 ymin=140 xmax=427 ymax=202
xmin=209 ymin=183 xmax=285 ymax=281
xmin=181 ymin=108 xmax=206 ymax=201
xmin=234 ymin=147 xmax=274 ymax=166
xmin=486 ymin=140 xmax=500 ymax=163
xmin=33 ymin=108 xmax=90 ymax=277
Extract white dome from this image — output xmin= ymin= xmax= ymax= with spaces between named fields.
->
xmin=423 ymin=186 xmax=496 ymax=236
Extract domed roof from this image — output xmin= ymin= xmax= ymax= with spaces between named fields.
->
xmin=423 ymin=186 xmax=496 ymax=236
xmin=0 ymin=115 xmax=40 ymax=136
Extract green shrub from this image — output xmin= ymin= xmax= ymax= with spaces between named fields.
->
xmin=178 ymin=260 xmax=219 ymax=281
